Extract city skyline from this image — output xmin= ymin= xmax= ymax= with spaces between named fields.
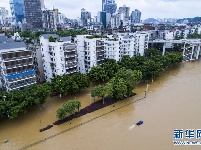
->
xmin=0 ymin=0 xmax=201 ymax=20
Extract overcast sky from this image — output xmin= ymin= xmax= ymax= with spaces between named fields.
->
xmin=1 ymin=0 xmax=201 ymax=20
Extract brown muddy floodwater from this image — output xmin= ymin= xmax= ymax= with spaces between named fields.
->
xmin=1 ymin=61 xmax=201 ymax=150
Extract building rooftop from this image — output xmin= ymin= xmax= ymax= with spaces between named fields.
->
xmin=0 ymin=35 xmax=7 ymax=43
xmin=41 ymin=34 xmax=59 ymax=39
xmin=0 ymin=42 xmax=26 ymax=50
xmin=60 ymin=36 xmax=71 ymax=42
xmin=123 ymin=35 xmax=134 ymax=39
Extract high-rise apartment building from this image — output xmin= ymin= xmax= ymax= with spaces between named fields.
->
xmin=40 ymin=34 xmax=77 ymax=82
xmin=42 ymin=9 xmax=58 ymax=31
xmin=102 ymin=0 xmax=117 ymax=14
xmin=111 ymin=13 xmax=122 ymax=28
xmin=81 ymin=8 xmax=91 ymax=27
xmin=75 ymin=35 xmax=105 ymax=74
xmin=98 ymin=11 xmax=111 ymax=28
xmin=0 ymin=7 xmax=9 ymax=26
xmin=118 ymin=5 xmax=130 ymax=22
xmin=24 ymin=0 xmax=43 ymax=29
xmin=131 ymin=9 xmax=141 ymax=24
xmin=40 ymin=0 xmax=45 ymax=10
xmin=9 ymin=0 xmax=25 ymax=23
xmin=0 ymin=34 xmax=36 ymax=91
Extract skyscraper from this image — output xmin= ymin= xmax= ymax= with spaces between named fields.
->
xmin=98 ymin=11 xmax=106 ymax=28
xmin=98 ymin=11 xmax=111 ymax=28
xmin=102 ymin=0 xmax=117 ymax=14
xmin=131 ymin=9 xmax=141 ymax=24
xmin=9 ymin=0 xmax=26 ymax=23
xmin=81 ymin=8 xmax=91 ymax=27
xmin=0 ymin=7 xmax=9 ymax=25
xmin=24 ymin=0 xmax=43 ymax=29
xmin=118 ymin=5 xmax=130 ymax=21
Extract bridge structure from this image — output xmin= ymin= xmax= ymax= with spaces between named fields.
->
xmin=149 ymin=39 xmax=201 ymax=61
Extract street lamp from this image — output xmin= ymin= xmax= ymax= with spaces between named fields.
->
xmin=144 ymin=84 xmax=150 ymax=98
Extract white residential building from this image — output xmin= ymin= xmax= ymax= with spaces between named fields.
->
xmin=104 ymin=36 xmax=120 ymax=61
xmin=0 ymin=35 xmax=36 ymax=91
xmin=40 ymin=34 xmax=77 ymax=82
xmin=135 ymin=32 xmax=149 ymax=56
xmin=119 ymin=34 xmax=137 ymax=57
xmin=75 ymin=35 xmax=105 ymax=74
xmin=76 ymin=32 xmax=149 ymax=72
xmin=164 ymin=31 xmax=174 ymax=48
xmin=118 ymin=32 xmax=149 ymax=58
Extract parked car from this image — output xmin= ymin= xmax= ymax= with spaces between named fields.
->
xmin=50 ymin=92 xmax=59 ymax=97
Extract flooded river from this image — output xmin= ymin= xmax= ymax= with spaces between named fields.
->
xmin=1 ymin=61 xmax=201 ymax=150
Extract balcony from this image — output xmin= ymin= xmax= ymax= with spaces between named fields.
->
xmin=2 ymin=51 xmax=32 ymax=60
xmin=3 ymin=55 xmax=32 ymax=62
xmin=96 ymin=41 xmax=104 ymax=47
xmin=97 ymin=60 xmax=104 ymax=66
xmin=65 ymin=54 xmax=76 ymax=59
xmin=10 ymin=81 xmax=37 ymax=90
xmin=5 ymin=70 xmax=36 ymax=80
xmin=6 ymin=62 xmax=33 ymax=70
xmin=8 ymin=75 xmax=36 ymax=83
xmin=97 ymin=59 xmax=104 ymax=62
xmin=66 ymin=59 xmax=77 ymax=64
xmin=66 ymin=69 xmax=77 ymax=74
xmin=65 ymin=62 xmax=77 ymax=68
xmin=63 ymin=45 xmax=76 ymax=51
xmin=49 ymin=47 xmax=53 ymax=52
xmin=97 ymin=50 xmax=104 ymax=54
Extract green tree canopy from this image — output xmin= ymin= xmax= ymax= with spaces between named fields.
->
xmin=49 ymin=36 xmax=55 ymax=42
xmin=102 ymin=58 xmax=119 ymax=79
xmin=109 ymin=77 xmax=127 ymax=99
xmin=56 ymin=100 xmax=81 ymax=120
xmin=88 ymin=66 xmax=109 ymax=83
xmin=71 ymin=73 xmax=90 ymax=91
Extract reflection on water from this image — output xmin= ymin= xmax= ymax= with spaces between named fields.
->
xmin=1 ymin=61 xmax=201 ymax=150
xmin=129 ymin=124 xmax=135 ymax=131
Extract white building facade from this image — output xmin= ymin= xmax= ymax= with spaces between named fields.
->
xmin=75 ymin=32 xmax=149 ymax=73
xmin=75 ymin=35 xmax=105 ymax=74
xmin=40 ymin=34 xmax=77 ymax=82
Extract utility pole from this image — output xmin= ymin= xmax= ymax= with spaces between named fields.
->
xmin=144 ymin=84 xmax=150 ymax=98
xmin=90 ymin=94 xmax=92 ymax=104
xmin=38 ymin=111 xmax=41 ymax=125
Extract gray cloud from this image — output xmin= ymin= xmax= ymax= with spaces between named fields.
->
xmin=1 ymin=0 xmax=201 ymax=20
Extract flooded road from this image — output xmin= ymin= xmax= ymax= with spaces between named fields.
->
xmin=1 ymin=61 xmax=201 ymax=150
